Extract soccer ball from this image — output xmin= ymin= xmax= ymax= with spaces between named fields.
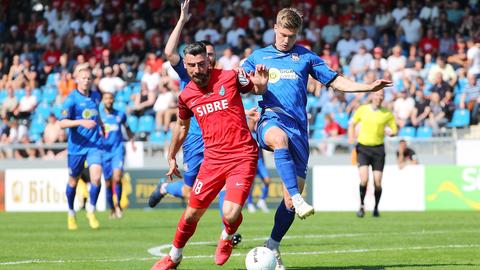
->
xmin=245 ymin=246 xmax=277 ymax=270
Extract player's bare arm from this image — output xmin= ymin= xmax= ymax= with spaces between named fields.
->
xmin=164 ymin=0 xmax=191 ymax=66
xmin=59 ymin=119 xmax=97 ymax=129
xmin=330 ymin=76 xmax=393 ymax=93
xmin=166 ymin=117 xmax=191 ymax=180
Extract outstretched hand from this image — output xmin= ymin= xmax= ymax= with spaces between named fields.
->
xmin=165 ymin=158 xmax=182 ymax=181
xmin=370 ymin=79 xmax=393 ymax=92
xmin=248 ymin=64 xmax=269 ymax=89
xmin=179 ymin=0 xmax=191 ymax=23
xmin=245 ymin=106 xmax=260 ymax=122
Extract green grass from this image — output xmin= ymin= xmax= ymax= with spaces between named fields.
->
xmin=0 ymin=210 xmax=479 ymax=269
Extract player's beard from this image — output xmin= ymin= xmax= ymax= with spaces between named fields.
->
xmin=192 ymin=70 xmax=211 ymax=88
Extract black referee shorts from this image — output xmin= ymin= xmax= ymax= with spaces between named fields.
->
xmin=356 ymin=143 xmax=386 ymax=171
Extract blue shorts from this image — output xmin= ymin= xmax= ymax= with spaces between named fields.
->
xmin=256 ymin=150 xmax=269 ymax=179
xmin=68 ymin=149 xmax=103 ymax=177
xmin=102 ymin=152 xmax=124 ymax=180
xmin=257 ymin=111 xmax=309 ymax=179
xmin=183 ymin=133 xmax=204 ymax=187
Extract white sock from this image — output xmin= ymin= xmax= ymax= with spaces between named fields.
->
xmin=169 ymin=247 xmax=183 ymax=262
xmin=221 ymin=229 xmax=233 ymax=240
xmin=68 ymin=210 xmax=76 ymax=216
xmin=291 ymin=194 xmax=303 ymax=209
xmin=86 ymin=203 xmax=95 ymax=214
xmin=266 ymin=238 xmax=280 ymax=250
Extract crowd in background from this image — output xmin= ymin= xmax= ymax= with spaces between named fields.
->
xmin=0 ymin=0 xmax=479 ymax=159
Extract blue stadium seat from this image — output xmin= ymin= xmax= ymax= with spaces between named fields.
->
xmin=150 ymin=131 xmax=165 ymax=144
xmin=113 ymin=102 xmax=127 ymax=113
xmin=14 ymin=88 xmax=25 ymax=100
xmin=43 ymin=87 xmax=58 ymax=104
xmin=126 ymin=115 xmax=138 ymax=133
xmin=0 ymin=90 xmax=7 ymax=103
xmin=45 ymin=73 xmax=57 ymax=86
xmin=398 ymin=126 xmax=416 ymax=138
xmin=138 ymin=115 xmax=155 ymax=133
xmin=28 ymin=132 xmax=42 ymax=143
xmin=312 ymin=129 xmax=325 ymax=139
xmin=35 ymin=102 xmax=52 ymax=119
xmin=306 ymin=95 xmax=318 ymax=112
xmin=29 ymin=117 xmax=46 ymax=135
xmin=447 ymin=109 xmax=470 ymax=128
xmin=53 ymin=103 xmax=63 ymax=118
xmin=123 ymin=86 xmax=133 ymax=102
xmin=416 ymin=126 xmax=433 ymax=138
xmin=165 ymin=130 xmax=172 ymax=141
xmin=311 ymin=113 xmax=325 ymax=130
xmin=32 ymin=88 xmax=42 ymax=101
xmin=242 ymin=98 xmax=256 ymax=110
xmin=334 ymin=112 xmax=349 ymax=129
xmin=114 ymin=91 xmax=127 ymax=103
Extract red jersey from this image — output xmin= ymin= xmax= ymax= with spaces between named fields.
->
xmin=178 ymin=69 xmax=258 ymax=163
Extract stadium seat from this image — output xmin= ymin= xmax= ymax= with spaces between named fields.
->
xmin=14 ymin=88 xmax=25 ymax=100
xmin=127 ymin=115 xmax=138 ymax=133
xmin=45 ymin=73 xmax=57 ymax=86
xmin=28 ymin=132 xmax=42 ymax=143
xmin=53 ymin=103 xmax=63 ymax=118
xmin=165 ymin=130 xmax=172 ymax=141
xmin=138 ymin=115 xmax=155 ymax=133
xmin=447 ymin=109 xmax=470 ymax=128
xmin=43 ymin=87 xmax=58 ymax=104
xmin=311 ymin=113 xmax=325 ymax=130
xmin=306 ymin=95 xmax=317 ymax=112
xmin=334 ymin=112 xmax=349 ymax=129
xmin=29 ymin=117 xmax=46 ymax=135
xmin=398 ymin=126 xmax=416 ymax=138
xmin=35 ymin=102 xmax=52 ymax=119
xmin=312 ymin=129 xmax=325 ymax=139
xmin=416 ymin=126 xmax=433 ymax=138
xmin=0 ymin=90 xmax=7 ymax=103
xmin=115 ymin=91 xmax=127 ymax=103
xmin=113 ymin=101 xmax=127 ymax=112
xmin=242 ymin=98 xmax=256 ymax=110
xmin=32 ymin=88 xmax=42 ymax=101
xmin=150 ymin=131 xmax=165 ymax=144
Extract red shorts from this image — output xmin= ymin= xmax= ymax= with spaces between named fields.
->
xmin=188 ymin=158 xmax=257 ymax=209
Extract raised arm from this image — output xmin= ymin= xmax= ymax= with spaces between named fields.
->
xmin=330 ymin=75 xmax=393 ymax=93
xmin=164 ymin=0 xmax=191 ymax=66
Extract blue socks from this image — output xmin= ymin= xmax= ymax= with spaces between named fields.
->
xmin=89 ymin=183 xmax=101 ymax=207
xmin=218 ymin=190 xmax=226 ymax=217
xmin=106 ymin=184 xmax=114 ymax=209
xmin=274 ymin=149 xmax=299 ymax=197
xmin=115 ymin=182 xmax=122 ymax=206
xmin=271 ymin=200 xmax=295 ymax=242
xmin=166 ymin=181 xmax=184 ymax=198
xmin=66 ymin=184 xmax=76 ymax=211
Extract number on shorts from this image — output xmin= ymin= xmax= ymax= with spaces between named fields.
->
xmin=193 ymin=180 xmax=203 ymax=194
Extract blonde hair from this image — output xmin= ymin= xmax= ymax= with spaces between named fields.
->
xmin=73 ymin=63 xmax=91 ymax=79
xmin=276 ymin=8 xmax=303 ymax=31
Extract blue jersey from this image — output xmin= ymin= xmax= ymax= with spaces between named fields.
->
xmin=61 ymin=90 xmax=103 ymax=155
xmin=242 ymin=45 xmax=338 ymax=131
xmin=172 ymin=57 xmax=204 ymax=153
xmin=100 ymin=109 xmax=126 ymax=156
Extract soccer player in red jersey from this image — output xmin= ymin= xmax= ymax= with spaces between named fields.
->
xmin=150 ymin=42 xmax=269 ymax=270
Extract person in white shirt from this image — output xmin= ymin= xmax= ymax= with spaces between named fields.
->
xmin=141 ymin=65 xmax=161 ymax=92
xmin=262 ymin=20 xmax=275 ymax=45
xmin=393 ymin=90 xmax=415 ymax=128
xmin=73 ymin=28 xmax=92 ymax=50
xmin=356 ymin=29 xmax=374 ymax=52
xmin=15 ymin=85 xmax=37 ymax=120
xmin=219 ymin=10 xmax=234 ymax=33
xmin=375 ymin=4 xmax=394 ymax=35
xmin=322 ymin=16 xmax=341 ymax=44
xmin=387 ymin=45 xmax=407 ymax=83
xmin=98 ymin=67 xmax=125 ymax=94
xmin=369 ymin=47 xmax=388 ymax=76
xmin=336 ymin=30 xmax=357 ymax=63
xmin=350 ymin=45 xmax=373 ymax=80
xmin=392 ymin=0 xmax=408 ymax=24
xmin=217 ymin=47 xmax=240 ymax=70
xmin=467 ymin=39 xmax=480 ymax=77
xmin=398 ymin=11 xmax=422 ymax=45
xmin=419 ymin=0 xmax=439 ymax=22
xmin=226 ymin=22 xmax=246 ymax=48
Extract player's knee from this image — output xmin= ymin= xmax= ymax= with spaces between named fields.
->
xmin=222 ymin=210 xmax=240 ymax=224
xmin=270 ymin=134 xmax=288 ymax=149
xmin=183 ymin=211 xmax=201 ymax=224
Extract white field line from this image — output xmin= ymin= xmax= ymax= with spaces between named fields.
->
xmin=1 ymin=230 xmax=479 ymax=266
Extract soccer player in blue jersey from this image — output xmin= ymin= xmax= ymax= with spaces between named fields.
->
xmin=59 ymin=63 xmax=104 ymax=230
xmin=101 ymin=92 xmax=136 ymax=219
xmin=242 ymin=8 xmax=392 ymax=269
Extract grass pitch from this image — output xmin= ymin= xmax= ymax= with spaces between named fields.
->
xmin=0 ymin=209 xmax=479 ymax=270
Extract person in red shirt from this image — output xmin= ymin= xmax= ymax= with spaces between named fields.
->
xmin=419 ymin=28 xmax=439 ymax=56
xmin=150 ymin=42 xmax=268 ymax=270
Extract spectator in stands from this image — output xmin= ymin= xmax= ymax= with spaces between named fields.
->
xmin=42 ymin=114 xmax=64 ymax=159
xmin=57 ymin=71 xmax=75 ymax=101
xmin=217 ymin=47 xmax=240 ymax=70
xmin=387 ymin=45 xmax=406 ymax=83
xmin=428 ymin=72 xmax=452 ymax=101
xmin=466 ymin=39 xmax=480 ymax=79
xmin=73 ymin=28 xmax=92 ymax=50
xmin=219 ymin=9 xmax=234 ymax=33
xmin=419 ymin=28 xmax=439 ymax=57
xmin=131 ymin=82 xmax=156 ymax=117
xmin=7 ymin=55 xmax=25 ymax=89
xmin=15 ymin=85 xmax=37 ymax=121
xmin=154 ymin=81 xmax=178 ymax=132
xmin=396 ymin=139 xmax=418 ymax=169
xmin=1 ymin=85 xmax=18 ymax=119
xmin=336 ymin=29 xmax=357 ymax=64
xmin=460 ymin=73 xmax=480 ymax=124
xmin=356 ymin=29 xmax=374 ymax=52
xmin=393 ymin=90 xmax=415 ymax=128
xmin=418 ymin=0 xmax=439 ymax=23
xmin=369 ymin=47 xmax=387 ymax=77
xmin=141 ymin=65 xmax=160 ymax=92
xmin=226 ymin=21 xmax=246 ymax=48
xmin=320 ymin=114 xmax=346 ymax=156
xmin=321 ymin=16 xmax=341 ymax=45
xmin=98 ymin=66 xmax=125 ymax=94
xmin=448 ymin=37 xmax=468 ymax=69
xmin=15 ymin=134 xmax=40 ymax=159
xmin=410 ymin=88 xmax=431 ymax=128
xmin=428 ymin=92 xmax=448 ymax=134
xmin=374 ymin=4 xmax=394 ymax=36
xmin=397 ymin=10 xmax=422 ymax=48
xmin=349 ymin=45 xmax=373 ymax=81
xmin=392 ymin=0 xmax=408 ymax=24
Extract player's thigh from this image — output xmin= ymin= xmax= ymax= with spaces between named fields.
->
xmin=257 ymin=113 xmax=288 ymax=150
xmin=102 ymin=156 xmax=113 ymax=180
xmin=68 ymin=154 xmax=87 ymax=178
xmin=87 ymin=149 xmax=103 ymax=183
xmin=188 ymin=163 xmax=225 ymax=209
xmin=183 ymin=152 xmax=203 ymax=188
xmin=224 ymin=159 xmax=257 ymax=207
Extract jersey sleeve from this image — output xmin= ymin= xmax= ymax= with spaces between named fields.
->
xmin=237 ymin=70 xmax=254 ymax=94
xmin=60 ymin=94 xmax=75 ymax=120
xmin=120 ymin=111 xmax=127 ymax=125
xmin=309 ymin=53 xmax=338 ymax=87
xmin=178 ymin=95 xmax=193 ymax=120
xmin=172 ymin=57 xmax=190 ymax=83
xmin=241 ymin=54 xmax=256 ymax=73
xmin=386 ymin=112 xmax=398 ymax=134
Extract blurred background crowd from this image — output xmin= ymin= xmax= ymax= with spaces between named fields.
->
xmin=0 ymin=0 xmax=479 ymax=159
